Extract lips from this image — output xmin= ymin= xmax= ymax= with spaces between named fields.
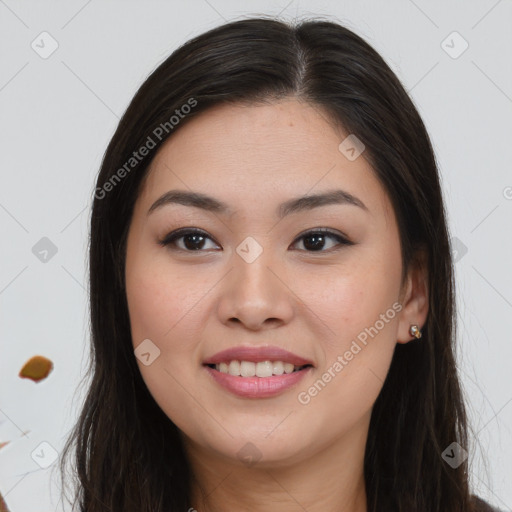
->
xmin=204 ymin=364 xmax=312 ymax=398
xmin=202 ymin=345 xmax=315 ymax=367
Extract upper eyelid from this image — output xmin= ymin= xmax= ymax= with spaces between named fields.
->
xmin=294 ymin=227 xmax=349 ymax=240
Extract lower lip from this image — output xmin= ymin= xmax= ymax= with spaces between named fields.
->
xmin=203 ymin=365 xmax=312 ymax=398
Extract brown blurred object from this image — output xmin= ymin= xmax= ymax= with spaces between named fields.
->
xmin=19 ymin=355 xmax=53 ymax=382
xmin=0 ymin=491 xmax=10 ymax=512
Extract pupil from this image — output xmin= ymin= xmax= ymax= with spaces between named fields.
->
xmin=184 ymin=234 xmax=205 ymax=250
xmin=304 ymin=234 xmax=325 ymax=251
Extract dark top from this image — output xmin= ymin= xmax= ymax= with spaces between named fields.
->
xmin=472 ymin=495 xmax=505 ymax=512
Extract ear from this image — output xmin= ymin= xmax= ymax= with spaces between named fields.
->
xmin=396 ymin=249 xmax=429 ymax=344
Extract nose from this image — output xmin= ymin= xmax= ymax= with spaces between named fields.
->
xmin=216 ymin=248 xmax=295 ymax=331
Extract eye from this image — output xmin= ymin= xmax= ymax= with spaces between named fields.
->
xmin=290 ymin=228 xmax=353 ymax=252
xmin=159 ymin=227 xmax=352 ymax=253
xmin=158 ymin=228 xmax=220 ymax=252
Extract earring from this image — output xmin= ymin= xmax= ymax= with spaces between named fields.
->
xmin=409 ymin=325 xmax=422 ymax=339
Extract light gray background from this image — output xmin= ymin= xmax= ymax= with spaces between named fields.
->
xmin=1 ymin=1 xmax=511 ymax=511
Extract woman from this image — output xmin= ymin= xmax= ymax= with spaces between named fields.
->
xmin=59 ymin=16 xmax=501 ymax=512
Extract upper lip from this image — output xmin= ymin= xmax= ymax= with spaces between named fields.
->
xmin=203 ymin=345 xmax=315 ymax=367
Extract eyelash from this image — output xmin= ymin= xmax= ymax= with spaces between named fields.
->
xmin=158 ymin=227 xmax=353 ymax=253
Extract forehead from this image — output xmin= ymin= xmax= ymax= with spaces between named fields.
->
xmin=153 ymin=99 xmax=345 ymax=169
xmin=137 ymin=99 xmax=393 ymax=220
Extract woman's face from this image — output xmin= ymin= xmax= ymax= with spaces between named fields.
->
xmin=125 ymin=98 xmax=426 ymax=467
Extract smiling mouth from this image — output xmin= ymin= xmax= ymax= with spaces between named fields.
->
xmin=204 ymin=361 xmax=313 ymax=377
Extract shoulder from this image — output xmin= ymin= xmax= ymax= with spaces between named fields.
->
xmin=471 ymin=494 xmax=504 ymax=512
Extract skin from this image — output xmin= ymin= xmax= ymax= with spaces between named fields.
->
xmin=124 ymin=98 xmax=429 ymax=512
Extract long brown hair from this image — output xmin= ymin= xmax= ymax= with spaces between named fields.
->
xmin=59 ymin=16 xmax=490 ymax=511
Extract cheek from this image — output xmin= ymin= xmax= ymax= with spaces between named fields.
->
xmin=298 ymin=255 xmax=401 ymax=349
xmin=294 ymin=238 xmax=402 ymax=399
xmin=125 ymin=257 xmax=211 ymax=430
xmin=292 ymin=262 xmax=400 ymax=436
xmin=125 ymin=251 xmax=210 ymax=347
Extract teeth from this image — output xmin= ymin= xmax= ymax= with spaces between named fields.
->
xmin=228 ymin=360 xmax=240 ymax=376
xmin=273 ymin=361 xmax=284 ymax=375
xmin=213 ymin=360 xmax=307 ymax=377
xmin=240 ymin=361 xmax=256 ymax=377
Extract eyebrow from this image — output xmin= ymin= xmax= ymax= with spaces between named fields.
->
xmin=147 ymin=189 xmax=368 ymax=218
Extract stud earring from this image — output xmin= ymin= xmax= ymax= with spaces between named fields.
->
xmin=409 ymin=324 xmax=422 ymax=339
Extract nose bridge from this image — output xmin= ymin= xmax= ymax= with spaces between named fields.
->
xmin=232 ymin=242 xmax=280 ymax=301
xmin=216 ymin=239 xmax=293 ymax=328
